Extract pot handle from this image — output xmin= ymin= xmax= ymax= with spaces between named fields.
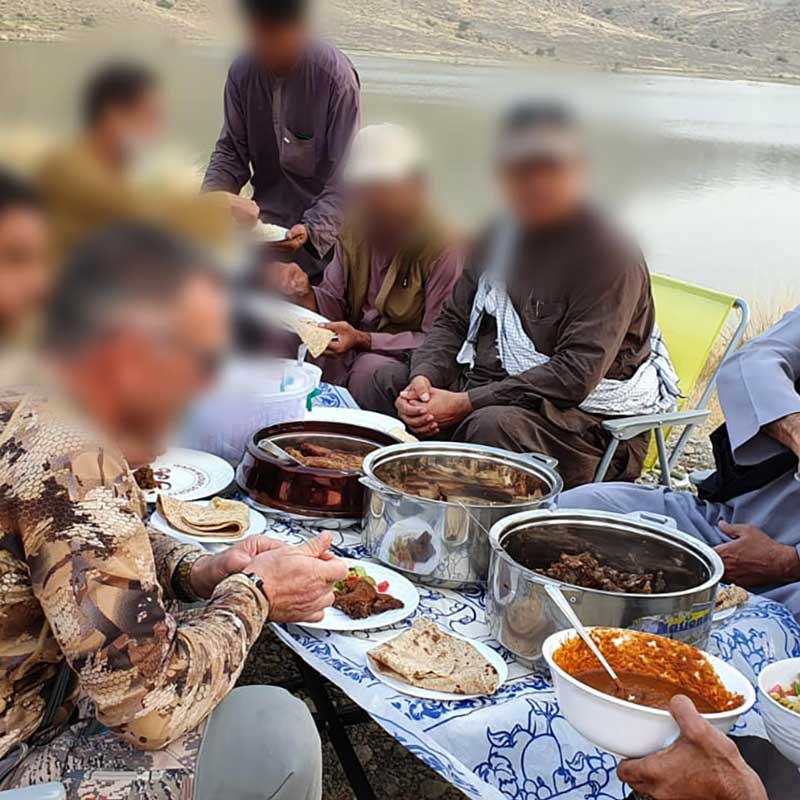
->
xmin=627 ymin=510 xmax=678 ymax=529
xmin=521 ymin=452 xmax=559 ymax=470
xmin=358 ymin=475 xmax=401 ymax=498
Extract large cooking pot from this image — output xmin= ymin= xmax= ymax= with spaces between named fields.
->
xmin=360 ymin=442 xmax=563 ymax=587
xmin=487 ymin=509 xmax=725 ymax=665
xmin=237 ymin=421 xmax=396 ymax=519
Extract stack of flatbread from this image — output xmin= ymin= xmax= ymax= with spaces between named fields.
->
xmin=290 ymin=318 xmax=336 ymax=358
xmin=157 ymin=495 xmax=251 ymax=540
xmin=368 ymin=618 xmax=500 ymax=696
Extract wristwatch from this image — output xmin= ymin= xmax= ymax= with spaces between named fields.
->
xmin=244 ymin=572 xmax=270 ymax=602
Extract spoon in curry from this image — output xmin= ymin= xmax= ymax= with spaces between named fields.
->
xmin=544 ymin=582 xmax=625 ymax=694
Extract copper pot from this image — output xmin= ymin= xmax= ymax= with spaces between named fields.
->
xmin=236 ymin=421 xmax=397 ymax=519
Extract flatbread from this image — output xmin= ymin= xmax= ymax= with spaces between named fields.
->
xmin=716 ymin=584 xmax=749 ymax=612
xmin=367 ymin=618 xmax=499 ymax=696
xmin=290 ymin=318 xmax=336 ymax=358
xmin=157 ymin=495 xmax=250 ymax=539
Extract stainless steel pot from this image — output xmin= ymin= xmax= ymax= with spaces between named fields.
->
xmin=487 ymin=509 xmax=725 ymax=665
xmin=360 ymin=442 xmax=563 ymax=587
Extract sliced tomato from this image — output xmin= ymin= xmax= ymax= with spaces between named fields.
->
xmin=377 ymin=581 xmax=390 ymax=593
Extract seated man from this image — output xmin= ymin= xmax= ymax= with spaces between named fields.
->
xmin=0 ymin=169 xmax=49 ymax=342
xmin=0 ymin=224 xmax=345 ymax=799
xmin=38 ymin=62 xmax=239 ymax=260
xmin=561 ymin=307 xmax=800 ymax=617
xmin=272 ymin=123 xmax=463 ymax=407
xmin=369 ymin=103 xmax=678 ymax=488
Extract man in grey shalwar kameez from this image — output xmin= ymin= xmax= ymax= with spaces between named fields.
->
xmin=560 ymin=307 xmax=800 ymax=617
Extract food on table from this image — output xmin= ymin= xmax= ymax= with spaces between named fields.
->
xmin=368 ymin=618 xmax=500 ymax=696
xmin=333 ymin=566 xmax=404 ymax=620
xmin=715 ymin=584 xmax=749 ymax=612
xmin=389 ymin=531 xmax=436 ymax=565
xmin=378 ymin=457 xmax=545 ymax=506
xmin=554 ymin=628 xmax=745 ymax=713
xmin=768 ymin=674 xmax=800 ymax=714
xmin=290 ymin=318 xmax=335 ymax=358
xmin=157 ymin=495 xmax=250 ymax=539
xmin=536 ymin=551 xmax=666 ymax=594
xmin=282 ymin=441 xmax=368 ymax=472
xmin=134 ymin=465 xmax=163 ymax=491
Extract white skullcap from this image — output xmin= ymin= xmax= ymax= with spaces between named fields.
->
xmin=344 ymin=123 xmax=427 ymax=185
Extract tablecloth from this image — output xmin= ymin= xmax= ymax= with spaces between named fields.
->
xmin=268 ymin=384 xmax=800 ymax=798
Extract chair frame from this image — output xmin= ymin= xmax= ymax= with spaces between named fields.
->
xmin=594 ymin=297 xmax=750 ymax=488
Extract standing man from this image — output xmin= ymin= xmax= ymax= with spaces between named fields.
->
xmin=369 ymin=102 xmax=678 ymax=488
xmin=271 ymin=123 xmax=463 ymax=407
xmin=203 ymin=0 xmax=361 ymax=280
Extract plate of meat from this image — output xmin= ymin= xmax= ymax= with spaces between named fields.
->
xmin=299 ymin=559 xmax=419 ymax=632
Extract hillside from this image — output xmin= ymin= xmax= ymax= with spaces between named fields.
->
xmin=2 ymin=0 xmax=799 ymax=82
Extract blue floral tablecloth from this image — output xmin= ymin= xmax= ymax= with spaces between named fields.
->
xmin=259 ymin=384 xmax=800 ymax=799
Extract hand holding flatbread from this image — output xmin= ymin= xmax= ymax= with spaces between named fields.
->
xmin=157 ymin=495 xmax=251 ymax=539
xmin=290 ymin=318 xmax=336 ymax=358
xmin=368 ymin=618 xmax=500 ymax=696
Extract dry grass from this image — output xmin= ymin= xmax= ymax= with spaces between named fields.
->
xmin=692 ymin=294 xmax=799 ymax=431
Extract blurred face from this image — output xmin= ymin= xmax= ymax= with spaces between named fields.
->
xmin=351 ymin=177 xmax=426 ymax=240
xmin=77 ymin=275 xmax=229 ymax=465
xmin=248 ymin=18 xmax=308 ymax=74
xmin=0 ymin=206 xmax=50 ymax=336
xmin=102 ymin=87 xmax=165 ymax=163
xmin=499 ymin=155 xmax=586 ymax=229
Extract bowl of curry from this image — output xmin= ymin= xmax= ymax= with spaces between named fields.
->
xmin=542 ymin=627 xmax=755 ymax=758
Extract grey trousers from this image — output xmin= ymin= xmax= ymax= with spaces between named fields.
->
xmin=194 ymin=686 xmax=322 ymax=800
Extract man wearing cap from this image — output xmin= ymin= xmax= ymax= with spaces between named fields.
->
xmin=272 ymin=123 xmax=463 ymax=407
xmin=368 ymin=103 xmax=678 ymax=488
xmin=203 ymin=0 xmax=360 ymax=281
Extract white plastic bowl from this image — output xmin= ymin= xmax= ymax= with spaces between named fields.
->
xmin=757 ymin=657 xmax=800 ymax=766
xmin=542 ymin=627 xmax=756 ymax=758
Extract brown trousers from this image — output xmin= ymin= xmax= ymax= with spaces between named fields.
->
xmin=362 ymin=360 xmax=648 ymax=489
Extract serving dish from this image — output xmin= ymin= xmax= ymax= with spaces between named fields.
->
xmin=237 ymin=421 xmax=396 ymax=520
xmin=360 ymin=442 xmax=563 ymax=587
xmin=543 ymin=627 xmax=755 ymax=758
xmin=757 ymin=657 xmax=800 ymax=766
xmin=487 ymin=509 xmax=724 ymax=664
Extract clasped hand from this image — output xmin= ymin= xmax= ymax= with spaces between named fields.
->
xmin=395 ymin=375 xmax=472 ymax=437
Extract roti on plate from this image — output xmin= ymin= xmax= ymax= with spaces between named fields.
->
xmin=290 ymin=318 xmax=336 ymax=358
xmin=368 ymin=618 xmax=500 ymax=696
xmin=157 ymin=495 xmax=250 ymax=539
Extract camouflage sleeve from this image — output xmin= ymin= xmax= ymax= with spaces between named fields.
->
xmin=147 ymin=528 xmax=208 ymax=602
xmin=16 ymin=423 xmax=268 ymax=751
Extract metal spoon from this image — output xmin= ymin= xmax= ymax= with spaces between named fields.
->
xmin=257 ymin=438 xmax=305 ymax=467
xmin=544 ymin=582 xmax=624 ymax=693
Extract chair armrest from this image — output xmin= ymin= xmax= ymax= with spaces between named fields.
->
xmin=0 ymin=784 xmax=66 ymax=800
xmin=602 ymin=409 xmax=711 ymax=441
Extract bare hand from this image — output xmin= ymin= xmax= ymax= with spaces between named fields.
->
xmin=618 ymin=696 xmax=767 ymax=800
xmin=274 ymin=224 xmax=309 ymax=253
xmin=270 ymin=262 xmax=312 ymax=301
xmin=322 ymin=321 xmax=371 ymax=356
xmin=247 ymin=532 xmax=347 ymax=623
xmin=715 ymin=522 xmax=800 ymax=588
xmin=216 ymin=191 xmax=260 ymax=228
xmin=190 ymin=536 xmax=287 ymax=598
xmin=400 ymin=375 xmax=432 ymax=403
xmin=396 ymin=376 xmax=439 ymax=436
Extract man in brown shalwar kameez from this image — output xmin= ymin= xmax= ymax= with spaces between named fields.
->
xmin=366 ymin=103 xmax=678 ymax=488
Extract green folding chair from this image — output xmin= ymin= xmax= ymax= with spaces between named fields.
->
xmin=594 ymin=274 xmax=750 ymax=487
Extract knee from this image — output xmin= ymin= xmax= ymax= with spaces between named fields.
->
xmin=460 ymin=406 xmax=525 ymax=443
xmin=369 ymin=361 xmax=410 ymax=404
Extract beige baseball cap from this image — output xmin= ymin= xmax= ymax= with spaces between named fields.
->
xmin=345 ymin=123 xmax=428 ymax=185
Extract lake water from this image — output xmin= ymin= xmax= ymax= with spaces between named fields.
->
xmin=3 ymin=43 xmax=800 ymax=303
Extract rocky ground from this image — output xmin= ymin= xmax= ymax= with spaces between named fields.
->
xmin=235 ymin=428 xmax=716 ymax=800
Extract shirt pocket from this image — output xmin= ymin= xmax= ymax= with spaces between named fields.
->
xmin=279 ymin=128 xmax=317 ymax=178
xmin=525 ymin=298 xmax=565 ymax=353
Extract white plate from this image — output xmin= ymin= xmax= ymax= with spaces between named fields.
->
xmin=367 ymin=627 xmax=509 ymax=701
xmin=299 ymin=559 xmax=419 ymax=632
xmin=142 ymin=448 xmax=235 ymax=504
xmin=305 ymin=407 xmax=413 ymax=441
xmin=253 ymin=222 xmax=289 ymax=243
xmin=149 ymin=501 xmax=268 ymax=544
xmin=713 ymin=605 xmax=738 ymax=624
